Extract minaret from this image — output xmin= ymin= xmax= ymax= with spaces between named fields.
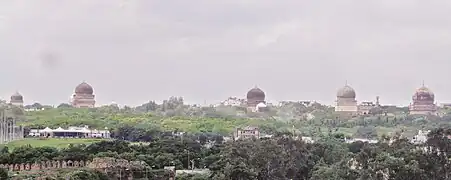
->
xmin=376 ymin=96 xmax=380 ymax=106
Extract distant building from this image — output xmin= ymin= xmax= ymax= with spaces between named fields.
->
xmin=409 ymin=83 xmax=437 ymax=115
xmin=335 ymin=83 xmax=358 ymax=113
xmin=358 ymin=96 xmax=380 ymax=115
xmin=246 ymin=86 xmax=267 ymax=112
xmin=345 ymin=138 xmax=378 ymax=144
xmin=277 ymin=101 xmax=313 ymax=107
xmin=28 ymin=125 xmax=110 ymax=139
xmin=10 ymin=91 xmax=24 ymax=106
xmin=218 ymin=97 xmax=246 ymax=107
xmin=71 ymin=82 xmax=96 ymax=108
xmin=411 ymin=130 xmax=430 ymax=144
xmin=234 ymin=126 xmax=260 ymax=140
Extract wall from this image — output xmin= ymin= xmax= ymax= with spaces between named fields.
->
xmin=0 ymin=160 xmax=90 ymax=171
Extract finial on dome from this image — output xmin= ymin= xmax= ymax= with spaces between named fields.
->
xmin=345 ymin=80 xmax=348 ymax=86
xmin=422 ymin=80 xmax=425 ymax=87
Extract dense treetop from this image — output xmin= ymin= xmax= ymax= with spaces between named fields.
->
xmin=2 ymin=129 xmax=451 ymax=179
xmin=14 ymin=98 xmax=451 ymax=138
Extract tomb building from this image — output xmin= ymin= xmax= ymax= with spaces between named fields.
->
xmin=409 ymin=83 xmax=437 ymax=115
xmin=71 ymin=82 xmax=96 ymax=108
xmin=246 ymin=86 xmax=266 ymax=112
xmin=10 ymin=91 xmax=24 ymax=106
xmin=335 ymin=83 xmax=358 ymax=113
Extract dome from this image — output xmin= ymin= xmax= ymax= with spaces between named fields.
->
xmin=413 ymin=86 xmax=434 ymax=100
xmin=337 ymin=85 xmax=356 ymax=98
xmin=10 ymin=92 xmax=23 ymax=101
xmin=247 ymin=87 xmax=265 ymax=100
xmin=256 ymin=102 xmax=267 ymax=108
xmin=75 ymin=82 xmax=94 ymax=94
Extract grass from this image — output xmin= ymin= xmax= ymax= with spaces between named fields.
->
xmin=4 ymin=138 xmax=105 ymax=150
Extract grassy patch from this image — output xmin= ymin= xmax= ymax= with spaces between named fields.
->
xmin=4 ymin=138 xmax=105 ymax=150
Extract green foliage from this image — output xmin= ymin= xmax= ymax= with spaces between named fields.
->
xmin=65 ymin=170 xmax=108 ymax=180
xmin=21 ymin=107 xmax=296 ymax=135
xmin=6 ymin=138 xmax=103 ymax=151
xmin=3 ymin=128 xmax=451 ymax=179
xmin=0 ymin=168 xmax=8 ymax=180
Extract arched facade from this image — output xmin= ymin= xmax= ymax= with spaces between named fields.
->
xmin=71 ymin=82 xmax=96 ymax=108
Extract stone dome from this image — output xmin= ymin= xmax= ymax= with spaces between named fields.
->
xmin=247 ymin=87 xmax=265 ymax=100
xmin=10 ymin=92 xmax=23 ymax=101
xmin=75 ymin=82 xmax=94 ymax=94
xmin=337 ymin=85 xmax=356 ymax=99
xmin=413 ymin=86 xmax=434 ymax=101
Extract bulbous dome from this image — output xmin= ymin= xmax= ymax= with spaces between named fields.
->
xmin=337 ymin=85 xmax=356 ymax=98
xmin=247 ymin=87 xmax=265 ymax=100
xmin=413 ymin=86 xmax=434 ymax=101
xmin=75 ymin=82 xmax=94 ymax=94
xmin=10 ymin=92 xmax=23 ymax=101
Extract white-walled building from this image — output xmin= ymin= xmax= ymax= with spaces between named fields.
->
xmin=28 ymin=125 xmax=111 ymax=139
xmin=411 ymin=130 xmax=430 ymax=144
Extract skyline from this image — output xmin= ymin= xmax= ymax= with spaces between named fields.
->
xmin=1 ymin=1 xmax=451 ymax=106
xmin=0 ymin=81 xmax=444 ymax=107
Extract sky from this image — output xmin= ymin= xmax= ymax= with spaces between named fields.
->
xmin=1 ymin=0 xmax=451 ymax=106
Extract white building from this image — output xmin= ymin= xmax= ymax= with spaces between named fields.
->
xmin=411 ymin=130 xmax=430 ymax=144
xmin=28 ymin=125 xmax=111 ymax=139
xmin=345 ymin=138 xmax=379 ymax=144
xmin=217 ymin=97 xmax=246 ymax=107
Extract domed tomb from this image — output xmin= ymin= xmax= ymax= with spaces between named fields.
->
xmin=337 ymin=85 xmax=356 ymax=99
xmin=335 ymin=84 xmax=358 ymax=112
xmin=409 ymin=84 xmax=436 ymax=115
xmin=75 ymin=82 xmax=94 ymax=94
xmin=246 ymin=86 xmax=266 ymax=107
xmin=10 ymin=91 xmax=24 ymax=106
xmin=71 ymin=82 xmax=96 ymax=108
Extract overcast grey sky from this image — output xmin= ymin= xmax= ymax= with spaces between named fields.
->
xmin=1 ymin=0 xmax=451 ymax=106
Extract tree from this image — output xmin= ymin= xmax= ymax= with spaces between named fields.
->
xmin=57 ymin=103 xmax=73 ymax=108
xmin=31 ymin=102 xmax=44 ymax=109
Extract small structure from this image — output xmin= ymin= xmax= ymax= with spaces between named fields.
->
xmin=358 ymin=96 xmax=382 ymax=115
xmin=71 ymin=82 xmax=96 ymax=108
xmin=218 ymin=97 xmax=246 ymax=107
xmin=409 ymin=83 xmax=437 ymax=115
xmin=234 ymin=126 xmax=259 ymax=140
xmin=335 ymin=83 xmax=358 ymax=113
xmin=10 ymin=91 xmax=24 ymax=106
xmin=411 ymin=130 xmax=430 ymax=144
xmin=254 ymin=102 xmax=268 ymax=112
xmin=28 ymin=125 xmax=110 ymax=139
xmin=345 ymin=138 xmax=378 ymax=144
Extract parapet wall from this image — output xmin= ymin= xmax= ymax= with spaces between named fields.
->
xmin=0 ymin=160 xmax=89 ymax=171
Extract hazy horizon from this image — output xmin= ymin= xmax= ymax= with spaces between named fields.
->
xmin=1 ymin=0 xmax=451 ymax=106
